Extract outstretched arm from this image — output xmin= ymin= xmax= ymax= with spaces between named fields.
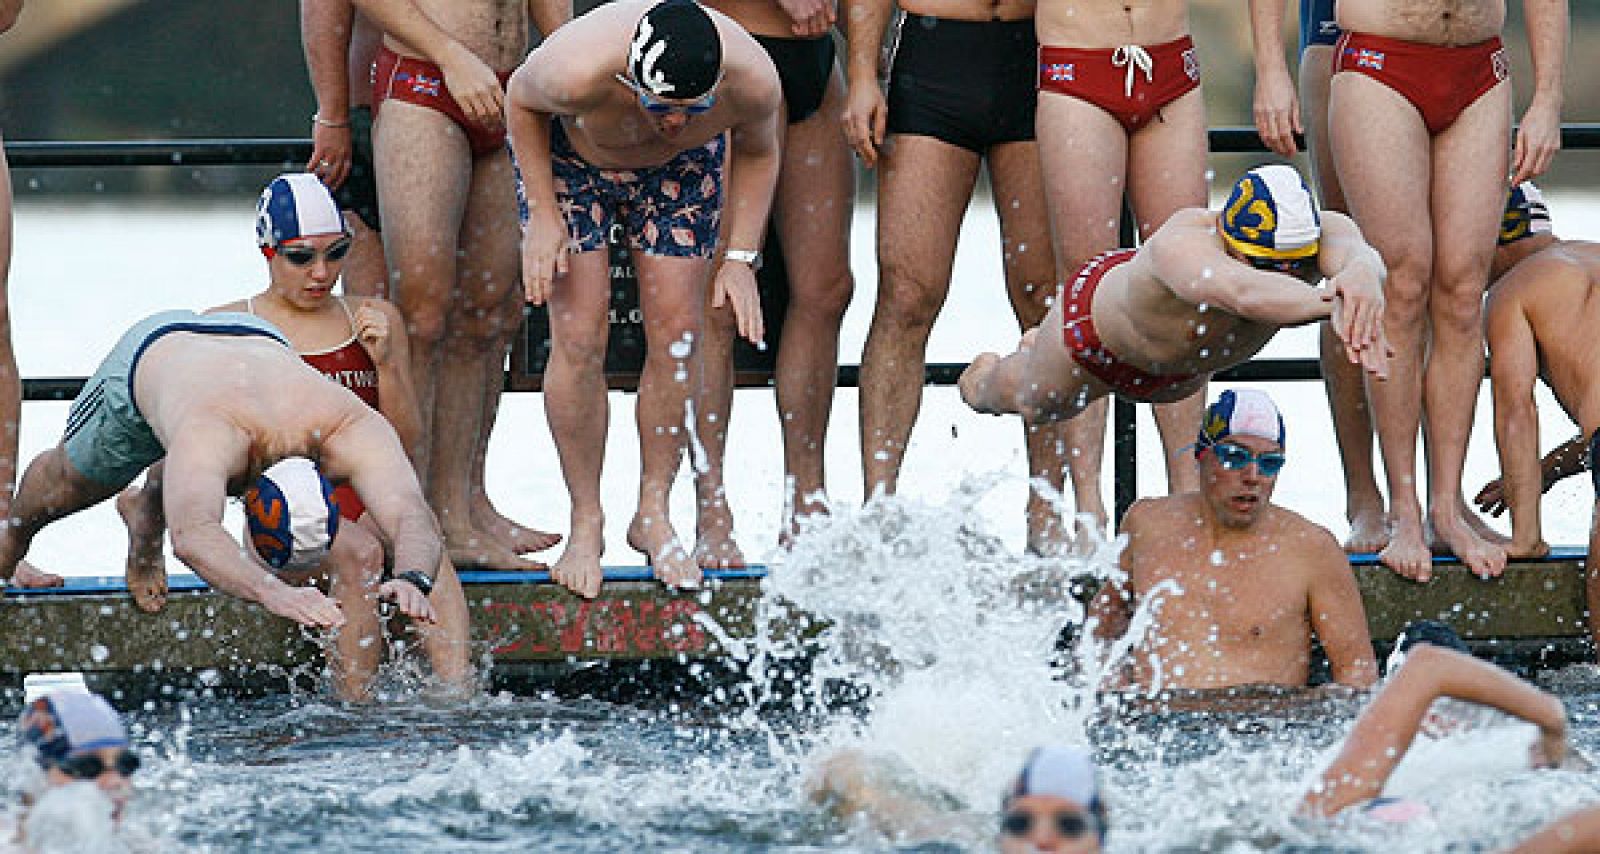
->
xmin=1299 ymin=645 xmax=1567 ymax=818
xmin=1512 ymin=805 xmax=1600 ymax=854
xmin=1247 ymin=0 xmax=1301 ymax=156
xmin=1148 ymin=215 xmax=1331 ymax=327
xmin=505 ymin=45 xmax=595 ymax=304
xmin=1487 ymin=290 xmax=1550 ymax=557
xmin=1476 ymin=433 xmax=1587 ymax=517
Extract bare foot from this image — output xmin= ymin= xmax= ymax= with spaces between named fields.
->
xmin=959 ymin=353 xmax=1001 ymax=413
xmin=471 ymin=494 xmax=562 ymax=554
xmin=1379 ymin=511 xmax=1433 ymax=582
xmin=1430 ymin=507 xmax=1508 ymax=580
xmin=443 ymin=527 xmax=549 ymax=572
xmin=11 ymin=561 xmax=63 ymax=589
xmin=1460 ymin=500 xmax=1512 ymax=547
xmin=628 ymin=514 xmax=701 ymax=590
xmin=116 ymin=487 xmax=168 ymax=612
xmin=1344 ymin=506 xmax=1390 ymax=554
xmin=694 ymin=499 xmax=746 ymax=570
xmin=551 ymin=516 xmax=604 ymax=599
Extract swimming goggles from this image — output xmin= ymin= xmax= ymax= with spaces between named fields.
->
xmin=279 ymin=236 xmax=353 ymax=267
xmin=614 ymin=73 xmax=718 ymax=115
xmin=1000 ymin=808 xmax=1099 ymax=839
xmin=54 ymin=749 xmax=141 ymax=780
xmin=1207 ymin=441 xmax=1287 ymax=477
xmin=1248 ymin=253 xmax=1317 ymax=277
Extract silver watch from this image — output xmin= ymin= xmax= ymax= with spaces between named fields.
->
xmin=724 ymin=248 xmax=763 ymax=270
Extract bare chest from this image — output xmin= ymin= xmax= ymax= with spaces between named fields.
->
xmin=1035 ymin=0 xmax=1190 ymax=47
xmin=409 ymin=0 xmax=530 ymax=66
xmin=1337 ymin=0 xmax=1504 ymax=44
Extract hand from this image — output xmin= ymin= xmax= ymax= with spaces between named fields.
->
xmin=1474 ymin=477 xmax=1509 ymax=517
xmin=1327 ymin=278 xmax=1392 ymax=381
xmin=521 ymin=209 xmax=571 ymax=305
xmin=1530 ymin=719 xmax=1568 ymax=769
xmin=438 ymin=42 xmax=506 ymax=129
xmin=1252 ymin=68 xmax=1303 ymax=156
xmin=352 ymin=304 xmax=392 ymax=365
xmin=713 ymin=259 xmax=765 ymax=345
xmin=262 ymin=584 xmax=346 ymax=629
xmin=308 ymin=122 xmax=353 ymax=190
xmin=776 ymin=0 xmax=835 ymax=36
xmin=841 ymin=75 xmax=888 ymax=167
xmin=1511 ymin=96 xmax=1561 ymax=186
xmin=379 ymin=578 xmax=438 ymax=622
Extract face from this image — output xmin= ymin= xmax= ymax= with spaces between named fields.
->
xmin=616 ymin=72 xmax=718 ymax=140
xmin=1199 ymin=434 xmax=1284 ymax=529
xmin=268 ymin=232 xmax=351 ymax=307
xmin=45 ymin=748 xmax=139 ymax=820
xmin=998 ymin=795 xmax=1102 ymax=854
xmin=0 ymin=0 xmax=22 ymax=35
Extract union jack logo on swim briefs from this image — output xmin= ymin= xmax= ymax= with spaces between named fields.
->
xmin=1182 ymin=48 xmax=1199 ymax=81
xmin=400 ymin=71 xmax=442 ymax=97
xmin=1491 ymin=48 xmax=1509 ymax=81
xmin=1044 ymin=62 xmax=1075 ymax=82
xmin=1347 ymin=47 xmax=1385 ymax=70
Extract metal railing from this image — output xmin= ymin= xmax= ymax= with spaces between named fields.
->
xmin=11 ymin=124 xmax=1600 ymax=522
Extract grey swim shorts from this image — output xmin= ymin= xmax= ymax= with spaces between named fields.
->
xmin=62 ymin=310 xmax=288 ymax=487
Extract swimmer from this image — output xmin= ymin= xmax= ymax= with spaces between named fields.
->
xmin=506 ymin=0 xmax=782 ymax=597
xmin=960 ymin=165 xmax=1390 ymax=431
xmin=1086 ymin=388 xmax=1379 ymax=692
xmin=8 ymin=689 xmax=139 ymax=849
xmin=812 ymin=744 xmax=1107 ymax=852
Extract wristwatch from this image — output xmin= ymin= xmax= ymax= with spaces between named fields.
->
xmin=724 ymin=248 xmax=763 ymax=271
xmin=397 ymin=570 xmax=435 ymax=596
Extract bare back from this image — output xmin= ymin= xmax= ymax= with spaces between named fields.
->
xmin=384 ymin=0 xmax=530 ymax=69
xmin=1336 ymin=0 xmax=1504 ymax=44
xmin=1035 ymin=0 xmax=1190 ymax=48
xmin=1498 ymin=242 xmax=1600 ymax=434
xmin=519 ymin=0 xmax=780 ymax=169
xmin=1112 ymin=495 xmax=1340 ymax=689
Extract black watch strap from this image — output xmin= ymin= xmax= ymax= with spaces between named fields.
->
xmin=397 ymin=570 xmax=434 ymax=596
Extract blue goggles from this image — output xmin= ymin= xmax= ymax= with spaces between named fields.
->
xmin=615 ymin=73 xmax=717 ymax=116
xmin=1205 ymin=441 xmax=1287 ymax=476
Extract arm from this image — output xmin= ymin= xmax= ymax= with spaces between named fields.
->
xmin=1512 ymin=805 xmax=1600 ymax=854
xmin=1511 ymin=0 xmax=1567 ymax=185
xmin=352 ymin=299 xmax=425 ymax=467
xmin=840 ymin=0 xmax=892 ymax=166
xmin=1149 ymin=218 xmax=1331 ymax=326
xmin=527 ymin=0 xmax=570 ymax=38
xmin=1487 ymin=291 xmax=1550 ymax=557
xmin=301 ymin=0 xmax=355 ymax=189
xmin=162 ymin=435 xmax=345 ymax=628
xmin=322 ymin=410 xmax=444 ymax=589
xmin=1300 ymin=645 xmax=1567 ymax=818
xmin=1304 ymin=532 xmax=1379 ymax=688
xmin=777 ymin=0 xmax=836 ymax=38
xmin=1315 ymin=211 xmax=1390 ymax=376
xmin=350 ymin=0 xmax=505 ymax=126
xmin=714 ymin=73 xmax=784 ymax=345
xmin=1247 ymin=0 xmax=1301 ymax=156
xmin=505 ymin=49 xmax=585 ymax=304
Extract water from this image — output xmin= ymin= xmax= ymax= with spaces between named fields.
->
xmin=10 ymin=196 xmax=1600 ymax=850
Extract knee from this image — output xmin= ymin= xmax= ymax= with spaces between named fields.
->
xmin=791 ymin=268 xmax=855 ymax=324
xmin=872 ymin=259 xmax=943 ymax=331
xmin=329 ymin=526 xmax=385 ymax=588
xmin=404 ymin=306 xmax=449 ymax=350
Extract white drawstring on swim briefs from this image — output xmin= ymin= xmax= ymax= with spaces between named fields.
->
xmin=1111 ymin=44 xmax=1154 ymax=98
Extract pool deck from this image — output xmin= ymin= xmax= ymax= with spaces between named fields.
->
xmin=0 ymin=550 xmax=1591 ymax=695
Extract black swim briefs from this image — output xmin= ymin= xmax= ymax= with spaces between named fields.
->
xmin=333 ymin=105 xmax=381 ymax=232
xmin=885 ymin=14 xmax=1037 ymax=153
xmin=753 ymin=34 xmax=837 ymax=125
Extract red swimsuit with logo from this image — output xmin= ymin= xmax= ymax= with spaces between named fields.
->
xmin=1333 ymin=32 xmax=1507 ymax=136
xmin=372 ymin=45 xmax=514 ymax=157
xmin=1060 ymin=249 xmax=1199 ymax=399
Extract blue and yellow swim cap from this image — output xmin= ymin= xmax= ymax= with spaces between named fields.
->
xmin=1221 ymin=165 xmax=1321 ymax=262
xmin=1499 ymin=181 xmax=1553 ymax=246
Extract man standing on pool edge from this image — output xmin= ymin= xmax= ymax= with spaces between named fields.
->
xmin=507 ymin=0 xmax=782 ymax=598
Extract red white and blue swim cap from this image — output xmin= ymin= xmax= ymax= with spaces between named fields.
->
xmin=243 ymin=457 xmax=340 ymax=572
xmin=1221 ymin=165 xmax=1321 ymax=262
xmin=17 ymin=691 xmax=129 ymax=769
xmin=1199 ymin=388 xmax=1286 ymax=448
xmin=1499 ymin=181 xmax=1553 ymax=246
xmin=628 ymin=0 xmax=722 ymax=99
xmin=255 ymin=173 xmax=346 ymax=254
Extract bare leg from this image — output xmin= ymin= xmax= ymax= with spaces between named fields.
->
xmin=627 ymin=253 xmax=709 ymax=588
xmin=434 ymin=152 xmax=544 ymax=570
xmin=960 ymin=307 xmax=1110 ymax=423
xmin=116 ymin=466 xmax=168 ymax=612
xmin=859 ymin=135 xmax=981 ymax=498
xmin=472 ymin=331 xmax=561 ymax=555
xmin=1330 ymin=73 xmax=1434 ymax=581
xmin=696 ymin=290 xmax=741 ymax=567
xmin=413 ymin=552 xmax=475 ymax=695
xmin=987 ymin=141 xmax=1066 ymax=553
xmin=315 ymin=522 xmax=387 ymax=702
xmin=1303 ymin=43 xmax=1388 ymax=552
xmin=1422 ymin=82 xmax=1511 ymax=579
xmin=1587 ymin=500 xmax=1600 ymax=661
xmin=339 ymin=213 xmax=389 ymax=299
xmin=0 ymin=448 xmax=123 ymax=582
xmin=543 ymin=251 xmax=612 ymax=599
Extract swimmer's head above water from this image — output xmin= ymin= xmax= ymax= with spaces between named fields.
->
xmin=1001 ymin=746 xmax=1106 ymax=853
xmin=16 ymin=689 xmax=138 ymax=821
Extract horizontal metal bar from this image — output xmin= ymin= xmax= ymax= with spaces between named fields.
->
xmin=8 ymin=124 xmax=1600 ymax=168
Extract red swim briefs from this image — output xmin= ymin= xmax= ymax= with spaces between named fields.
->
xmin=1037 ymin=36 xmax=1201 ymax=132
xmin=1333 ymin=32 xmax=1508 ymax=136
xmin=373 ymin=45 xmax=513 ymax=157
xmin=1060 ymin=248 xmax=1199 ymax=399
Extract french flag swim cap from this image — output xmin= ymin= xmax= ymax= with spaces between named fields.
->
xmin=255 ymin=173 xmax=346 ymax=254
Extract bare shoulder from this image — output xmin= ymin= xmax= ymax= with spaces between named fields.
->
xmin=1120 ymin=494 xmax=1199 ymax=537
xmin=207 ymin=298 xmax=248 ymax=315
xmin=1143 ymin=208 xmax=1222 ymax=263
xmin=1263 ymin=505 xmax=1346 ymax=567
xmin=715 ymin=15 xmax=781 ymax=116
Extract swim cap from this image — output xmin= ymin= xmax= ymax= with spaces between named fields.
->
xmin=243 ymin=457 xmax=340 ymax=572
xmin=1385 ymin=619 xmax=1468 ymax=675
xmin=627 ymin=0 xmax=722 ymax=100
xmin=255 ymin=173 xmax=346 ymax=254
xmin=1499 ymin=181 xmax=1553 ymax=246
xmin=1221 ymin=165 xmax=1321 ymax=261
xmin=1198 ymin=388 xmax=1285 ymax=449
xmin=17 ymin=692 xmax=129 ymax=769
xmin=1004 ymin=746 xmax=1100 ymax=809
